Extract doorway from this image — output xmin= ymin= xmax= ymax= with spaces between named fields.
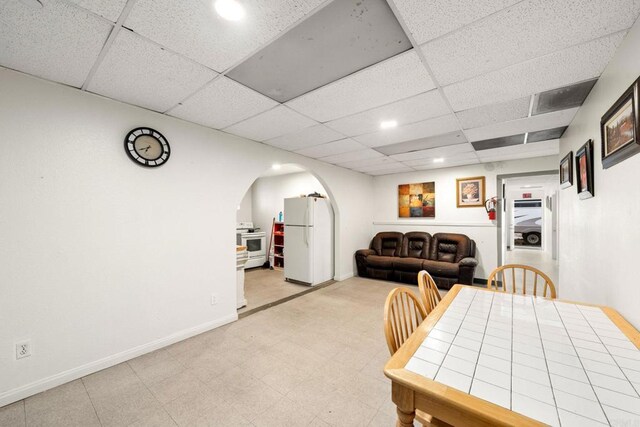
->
xmin=235 ymin=164 xmax=336 ymax=315
xmin=497 ymin=172 xmax=559 ymax=287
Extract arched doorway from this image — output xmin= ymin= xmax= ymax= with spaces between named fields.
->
xmin=235 ymin=163 xmax=339 ymax=314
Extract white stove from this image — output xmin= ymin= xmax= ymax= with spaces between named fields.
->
xmin=236 ymin=222 xmax=266 ymax=269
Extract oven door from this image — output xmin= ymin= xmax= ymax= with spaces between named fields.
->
xmin=241 ymin=234 xmax=266 ymax=257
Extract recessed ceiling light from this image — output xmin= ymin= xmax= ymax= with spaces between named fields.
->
xmin=214 ymin=0 xmax=245 ymax=21
xmin=380 ymin=120 xmax=398 ymax=130
xmin=433 ymin=158 xmax=444 ymax=163
xmin=272 ymin=164 xmax=282 ymax=170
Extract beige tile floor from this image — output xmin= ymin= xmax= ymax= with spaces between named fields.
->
xmin=238 ymin=268 xmax=311 ymax=314
xmin=1 ymin=276 xmax=422 ymax=427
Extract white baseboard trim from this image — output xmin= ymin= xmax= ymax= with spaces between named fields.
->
xmin=0 ymin=313 xmax=238 ymax=407
xmin=335 ymin=272 xmax=354 ymax=281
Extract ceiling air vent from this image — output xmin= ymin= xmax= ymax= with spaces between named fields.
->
xmin=532 ymin=79 xmax=597 ymax=115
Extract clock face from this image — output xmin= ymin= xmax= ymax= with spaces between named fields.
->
xmin=124 ymin=127 xmax=170 ymax=167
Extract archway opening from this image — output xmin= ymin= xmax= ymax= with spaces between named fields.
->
xmin=234 ymin=163 xmax=339 ymax=315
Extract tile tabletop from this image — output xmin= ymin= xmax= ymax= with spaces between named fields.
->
xmin=404 ymin=287 xmax=640 ymax=427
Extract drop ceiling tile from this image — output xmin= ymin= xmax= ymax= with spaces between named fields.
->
xmin=294 ymin=139 xmax=365 ymax=159
xmin=356 ymin=160 xmax=411 ymax=173
xmin=338 ymin=156 xmax=399 ymax=169
xmin=456 ymin=97 xmax=531 ymax=129
xmin=390 ymin=142 xmax=475 ymax=162
xmin=66 ymin=0 xmax=128 ymax=22
xmin=319 ymin=149 xmax=384 ymax=165
xmin=368 ymin=166 xmax=415 ymax=175
xmin=423 ymin=0 xmax=640 ymax=86
xmin=412 ymin=158 xmax=480 ymax=170
xmin=391 ymin=0 xmax=519 ymax=44
xmin=263 ymin=124 xmax=345 ymax=151
xmin=324 ymin=90 xmax=449 ymax=137
xmin=443 ymin=32 xmax=625 ymax=111
xmin=372 ymin=132 xmax=467 ymax=157
xmin=168 ymin=76 xmax=278 ymax=129
xmin=465 ymin=108 xmax=579 ymax=142
xmin=124 ymin=0 xmax=325 ymax=72
xmin=87 ymin=30 xmax=216 ymax=112
xmin=0 ymin=0 xmax=111 ymax=87
xmin=286 ymin=51 xmax=435 ymax=122
xmin=403 ymin=151 xmax=479 ymax=167
xmin=224 ymin=106 xmax=317 ymax=142
xmin=355 ymin=114 xmax=461 ymax=147
xmin=532 ymin=79 xmax=597 ymax=115
xmin=476 ymin=139 xmax=559 ymax=161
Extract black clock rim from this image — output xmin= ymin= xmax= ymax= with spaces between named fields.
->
xmin=124 ymin=127 xmax=171 ymax=168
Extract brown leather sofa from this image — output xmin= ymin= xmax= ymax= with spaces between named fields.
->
xmin=355 ymin=232 xmax=478 ymax=289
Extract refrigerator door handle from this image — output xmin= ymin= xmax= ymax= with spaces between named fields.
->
xmin=304 ymin=203 xmax=309 ymax=246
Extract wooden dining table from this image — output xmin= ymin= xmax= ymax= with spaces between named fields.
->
xmin=384 ymin=284 xmax=640 ymax=427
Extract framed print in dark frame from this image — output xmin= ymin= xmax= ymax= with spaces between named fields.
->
xmin=575 ymin=139 xmax=594 ymax=200
xmin=601 ymin=80 xmax=640 ymax=169
xmin=559 ymin=151 xmax=573 ymax=189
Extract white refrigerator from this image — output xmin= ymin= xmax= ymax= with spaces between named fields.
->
xmin=284 ymin=197 xmax=333 ymax=286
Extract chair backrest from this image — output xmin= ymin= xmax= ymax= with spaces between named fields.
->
xmin=487 ymin=264 xmax=557 ymax=298
xmin=417 ymin=270 xmax=442 ymax=314
xmin=384 ymin=287 xmax=427 ymax=355
xmin=371 ymin=232 xmax=404 ymax=256
xmin=430 ymin=233 xmax=475 ymax=263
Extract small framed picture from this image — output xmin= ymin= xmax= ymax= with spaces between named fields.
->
xmin=456 ymin=176 xmax=485 ymax=208
xmin=559 ymin=151 xmax=573 ymax=189
xmin=601 ymin=80 xmax=640 ymax=169
xmin=575 ymin=139 xmax=594 ymax=200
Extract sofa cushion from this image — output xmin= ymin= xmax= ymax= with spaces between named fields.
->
xmin=371 ymin=232 xmax=403 ymax=257
xmin=430 ymin=233 xmax=474 ymax=263
xmin=392 ymin=257 xmax=424 ymax=272
xmin=400 ymin=232 xmax=431 ymax=259
xmin=423 ymin=260 xmax=459 ymax=278
xmin=367 ymin=255 xmax=394 ymax=269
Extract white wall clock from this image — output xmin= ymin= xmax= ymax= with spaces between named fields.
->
xmin=124 ymin=127 xmax=170 ymax=167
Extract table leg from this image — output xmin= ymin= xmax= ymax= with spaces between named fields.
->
xmin=392 ymin=382 xmax=415 ymax=427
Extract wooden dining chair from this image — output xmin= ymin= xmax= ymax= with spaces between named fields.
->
xmin=384 ymin=288 xmax=450 ymax=427
xmin=487 ymin=264 xmax=557 ymax=298
xmin=418 ymin=270 xmax=442 ymax=314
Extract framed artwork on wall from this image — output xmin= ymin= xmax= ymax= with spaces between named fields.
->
xmin=600 ymin=80 xmax=640 ymax=169
xmin=559 ymin=151 xmax=573 ymax=189
xmin=398 ymin=182 xmax=435 ymax=218
xmin=456 ymin=176 xmax=485 ymax=208
xmin=575 ymin=139 xmax=594 ymax=200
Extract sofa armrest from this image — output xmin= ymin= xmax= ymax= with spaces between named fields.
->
xmin=458 ymin=257 xmax=478 ymax=285
xmin=459 ymin=257 xmax=478 ymax=267
xmin=356 ymin=249 xmax=376 ymax=257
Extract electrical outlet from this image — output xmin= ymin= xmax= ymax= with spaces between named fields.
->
xmin=16 ymin=340 xmax=31 ymax=360
xmin=210 ymin=294 xmax=219 ymax=305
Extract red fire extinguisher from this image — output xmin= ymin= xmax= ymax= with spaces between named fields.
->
xmin=485 ymin=197 xmax=497 ymax=220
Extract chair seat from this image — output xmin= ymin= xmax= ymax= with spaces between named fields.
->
xmin=367 ymin=255 xmax=394 ymax=269
xmin=423 ymin=260 xmax=459 ymax=278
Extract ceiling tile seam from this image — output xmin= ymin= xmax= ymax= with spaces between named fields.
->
xmin=343 ymin=111 xmax=455 ymax=140
xmin=219 ymin=0 xmax=335 ymax=77
xmin=162 ymin=74 xmax=227 ymax=115
xmin=317 ymin=89 xmax=437 ymax=125
xmin=386 ymin=0 xmax=478 ymax=163
xmin=297 ymin=138 xmax=365 ymax=156
xmin=57 ymin=0 xmax=121 ymax=24
xmin=413 ymin=0 xmax=528 ymax=46
xmin=437 ymin=28 xmax=631 ymax=95
xmin=80 ymin=0 xmax=139 ymax=90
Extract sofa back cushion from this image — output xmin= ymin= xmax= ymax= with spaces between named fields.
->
xmin=401 ymin=232 xmax=431 ymax=259
xmin=371 ymin=232 xmax=403 ymax=257
xmin=430 ymin=233 xmax=474 ymax=263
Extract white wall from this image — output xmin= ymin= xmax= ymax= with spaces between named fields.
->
xmin=251 ymin=172 xmax=325 ymax=235
xmin=558 ymin=19 xmax=640 ymax=328
xmin=372 ymin=156 xmax=557 ymax=279
xmin=0 ymin=68 xmax=373 ymax=405
xmin=236 ymin=185 xmax=252 ymax=223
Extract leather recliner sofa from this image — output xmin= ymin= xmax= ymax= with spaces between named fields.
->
xmin=355 ymin=232 xmax=478 ymax=289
